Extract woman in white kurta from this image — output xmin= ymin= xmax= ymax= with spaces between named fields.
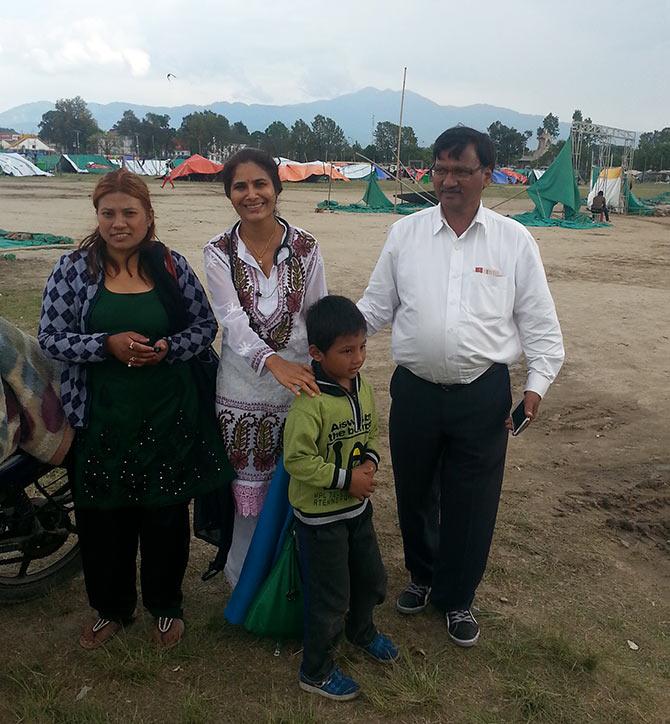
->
xmin=204 ymin=149 xmax=327 ymax=585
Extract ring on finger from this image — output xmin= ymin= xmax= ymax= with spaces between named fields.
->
xmin=129 ymin=340 xmax=135 ymax=350
xmin=128 ymin=356 xmax=136 ymax=368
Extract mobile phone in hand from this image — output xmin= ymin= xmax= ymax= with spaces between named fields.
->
xmin=511 ymin=400 xmax=531 ymax=436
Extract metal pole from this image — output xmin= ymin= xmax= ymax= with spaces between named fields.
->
xmin=394 ymin=67 xmax=407 ymax=213
xmin=326 ymin=156 xmax=334 ymax=209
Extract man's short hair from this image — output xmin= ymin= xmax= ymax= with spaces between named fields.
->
xmin=306 ymin=295 xmax=367 ymax=353
xmin=433 ymin=126 xmax=496 ymax=170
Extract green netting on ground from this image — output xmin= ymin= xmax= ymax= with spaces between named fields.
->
xmin=644 ymin=191 xmax=670 ymax=205
xmin=626 ymin=184 xmax=670 ymax=215
xmin=0 ymin=230 xmax=74 ymax=249
xmin=318 ymin=200 xmax=430 ymax=215
xmin=510 ymin=212 xmax=608 ymax=228
xmin=317 ymin=174 xmax=432 ymax=215
xmin=626 ymin=188 xmax=654 ymax=215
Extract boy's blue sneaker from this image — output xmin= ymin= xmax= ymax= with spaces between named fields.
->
xmin=361 ymin=632 xmax=399 ymax=663
xmin=299 ymin=666 xmax=360 ymax=701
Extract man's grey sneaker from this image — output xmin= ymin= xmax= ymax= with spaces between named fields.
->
xmin=396 ymin=582 xmax=431 ymax=614
xmin=299 ymin=666 xmax=360 ymax=701
xmin=361 ymin=632 xmax=399 ymax=663
xmin=446 ymin=609 xmax=480 ymax=647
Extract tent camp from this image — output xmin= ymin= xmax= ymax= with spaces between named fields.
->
xmin=317 ymin=174 xmax=432 ymax=215
xmin=338 ymin=163 xmax=391 ymax=180
xmin=500 ymin=168 xmax=527 ymax=184
xmin=338 ymin=163 xmax=373 ymax=180
xmin=123 ymin=159 xmax=169 ymax=176
xmin=0 ymin=153 xmax=51 ymax=177
xmin=161 ymin=154 xmax=224 ymax=186
xmin=59 ymin=154 xmax=117 ymax=174
xmin=276 ymin=159 xmax=348 ymax=182
xmin=512 ymin=138 xmax=607 ymax=229
xmin=491 ymin=169 xmax=511 ymax=184
xmin=587 ymin=167 xmax=625 ymax=212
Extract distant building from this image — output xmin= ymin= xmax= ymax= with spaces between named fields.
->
xmin=0 ymin=132 xmax=21 ymax=148
xmin=7 ymin=134 xmax=55 ymax=153
xmin=519 ymin=130 xmax=552 ymax=164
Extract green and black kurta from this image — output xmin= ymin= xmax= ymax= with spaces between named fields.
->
xmin=73 ymin=286 xmax=231 ymax=509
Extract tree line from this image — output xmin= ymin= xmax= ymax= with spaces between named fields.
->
xmin=33 ymin=96 xmax=669 ymax=171
xmin=36 ymin=97 xmax=431 ymax=164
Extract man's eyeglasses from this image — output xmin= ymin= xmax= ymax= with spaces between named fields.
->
xmin=431 ymin=164 xmax=483 ymax=180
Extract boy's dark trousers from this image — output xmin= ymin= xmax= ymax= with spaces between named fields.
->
xmin=76 ymin=502 xmax=190 ymax=622
xmin=296 ymin=504 xmax=387 ymax=681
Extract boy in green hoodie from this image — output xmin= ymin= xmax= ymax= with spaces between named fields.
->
xmin=284 ymin=295 xmax=398 ymax=701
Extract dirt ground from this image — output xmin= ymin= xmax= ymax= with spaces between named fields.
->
xmin=0 ymin=175 xmax=668 ymax=723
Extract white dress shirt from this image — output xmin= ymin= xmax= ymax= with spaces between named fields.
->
xmin=357 ymin=203 xmax=564 ymax=397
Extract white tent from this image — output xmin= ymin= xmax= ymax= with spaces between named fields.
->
xmin=588 ymin=167 xmax=623 ymax=212
xmin=124 ymin=159 xmax=169 ymax=176
xmin=0 ymin=153 xmax=51 ymax=177
xmin=339 ymin=163 xmax=374 ymax=180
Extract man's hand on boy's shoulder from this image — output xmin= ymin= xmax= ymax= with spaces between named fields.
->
xmin=349 ymin=464 xmax=376 ymax=501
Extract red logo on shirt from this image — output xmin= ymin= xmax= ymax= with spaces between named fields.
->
xmin=474 ymin=266 xmax=503 ymax=277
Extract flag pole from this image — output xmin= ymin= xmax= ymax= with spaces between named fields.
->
xmin=394 ymin=67 xmax=407 ymax=213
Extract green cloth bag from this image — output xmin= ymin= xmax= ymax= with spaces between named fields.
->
xmin=244 ymin=526 xmax=303 ymax=640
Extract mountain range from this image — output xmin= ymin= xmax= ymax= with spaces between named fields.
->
xmin=0 ymin=87 xmax=571 ymax=145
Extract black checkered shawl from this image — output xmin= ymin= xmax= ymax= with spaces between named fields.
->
xmin=37 ymin=245 xmax=217 ymax=428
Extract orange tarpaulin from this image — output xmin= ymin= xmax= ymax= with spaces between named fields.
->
xmin=500 ymin=168 xmax=528 ymax=184
xmin=277 ymin=162 xmax=348 ymax=182
xmin=162 ymin=154 xmax=224 ymax=187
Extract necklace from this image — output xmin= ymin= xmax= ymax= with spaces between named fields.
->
xmin=243 ymin=221 xmax=278 ymax=264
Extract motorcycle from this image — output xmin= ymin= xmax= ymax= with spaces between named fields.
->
xmin=0 ymin=451 xmax=80 ymax=602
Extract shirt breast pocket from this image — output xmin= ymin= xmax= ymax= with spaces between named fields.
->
xmin=465 ymin=274 xmax=510 ymax=321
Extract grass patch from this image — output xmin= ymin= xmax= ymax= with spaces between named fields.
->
xmin=179 ymin=684 xmax=217 ymax=724
xmin=0 ymin=281 xmax=42 ymax=331
xmin=262 ymin=697 xmax=319 ymax=724
xmin=504 ymin=673 xmax=563 ymax=722
xmin=4 ymin=662 xmax=109 ymax=723
xmin=353 ymin=650 xmax=441 ymax=716
xmin=91 ymin=635 xmax=169 ymax=685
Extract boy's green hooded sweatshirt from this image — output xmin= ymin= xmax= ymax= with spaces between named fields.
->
xmin=284 ymin=362 xmax=380 ymax=525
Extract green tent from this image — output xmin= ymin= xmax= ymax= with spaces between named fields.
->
xmin=61 ymin=154 xmax=116 ymax=174
xmin=527 ymin=138 xmax=580 ymax=219
xmin=34 ymin=154 xmax=61 ymax=172
xmin=513 ymin=138 xmax=607 ymax=228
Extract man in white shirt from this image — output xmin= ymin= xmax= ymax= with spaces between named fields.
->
xmin=357 ymin=127 xmax=564 ymax=647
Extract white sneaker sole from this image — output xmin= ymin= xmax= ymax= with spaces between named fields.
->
xmin=448 ymin=629 xmax=480 ymax=648
xmin=396 ymin=600 xmax=429 ymax=614
xmin=299 ymin=680 xmax=360 ymax=701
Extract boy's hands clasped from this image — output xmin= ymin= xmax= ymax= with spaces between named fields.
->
xmin=349 ymin=460 xmax=377 ymax=501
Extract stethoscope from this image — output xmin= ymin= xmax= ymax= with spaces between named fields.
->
xmin=227 ymin=216 xmax=293 ymax=293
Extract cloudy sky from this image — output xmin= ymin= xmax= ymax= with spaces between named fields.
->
xmin=1 ymin=0 xmax=668 ymax=132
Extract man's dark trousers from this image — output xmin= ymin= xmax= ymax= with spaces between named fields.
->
xmin=389 ymin=364 xmax=511 ymax=612
xmin=296 ymin=504 xmax=387 ymax=681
